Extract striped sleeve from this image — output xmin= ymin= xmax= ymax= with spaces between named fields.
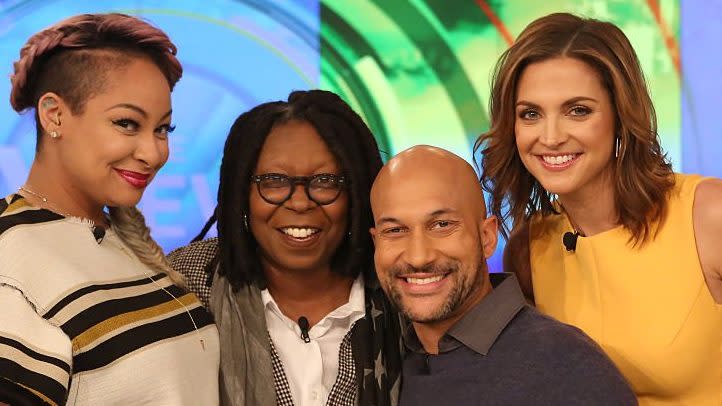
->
xmin=0 ymin=286 xmax=71 ymax=406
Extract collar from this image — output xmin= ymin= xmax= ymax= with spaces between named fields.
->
xmin=261 ymin=273 xmax=366 ymax=328
xmin=403 ymin=272 xmax=526 ymax=356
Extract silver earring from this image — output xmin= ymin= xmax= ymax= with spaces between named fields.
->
xmin=614 ymin=136 xmax=621 ymax=159
xmin=243 ymin=214 xmax=249 ymax=231
xmin=50 ymin=130 xmax=60 ymax=139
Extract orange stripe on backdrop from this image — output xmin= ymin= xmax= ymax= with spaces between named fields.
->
xmin=646 ymin=0 xmax=681 ymax=74
xmin=474 ymin=0 xmax=514 ymax=46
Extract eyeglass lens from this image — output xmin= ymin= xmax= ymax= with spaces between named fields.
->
xmin=258 ymin=175 xmax=342 ymax=204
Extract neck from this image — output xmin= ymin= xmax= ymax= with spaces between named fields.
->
xmin=557 ymin=167 xmax=617 ymax=236
xmin=263 ymin=262 xmax=355 ymax=326
xmin=23 ymin=159 xmax=108 ymax=227
xmin=413 ymin=272 xmax=492 ymax=354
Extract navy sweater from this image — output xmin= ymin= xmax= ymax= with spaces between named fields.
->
xmin=400 ymin=307 xmax=637 ymax=406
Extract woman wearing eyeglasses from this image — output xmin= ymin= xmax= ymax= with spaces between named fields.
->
xmin=168 ymin=90 xmax=402 ymax=406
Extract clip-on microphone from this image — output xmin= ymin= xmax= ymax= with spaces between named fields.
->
xmin=297 ymin=316 xmax=311 ymax=343
xmin=92 ymin=226 xmax=106 ymax=244
xmin=562 ymin=231 xmax=580 ymax=252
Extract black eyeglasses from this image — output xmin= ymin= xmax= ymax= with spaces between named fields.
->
xmin=251 ymin=173 xmax=347 ymax=205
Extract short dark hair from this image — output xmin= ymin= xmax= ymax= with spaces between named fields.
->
xmin=200 ymin=90 xmax=384 ymax=290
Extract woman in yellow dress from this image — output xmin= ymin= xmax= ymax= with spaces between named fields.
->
xmin=477 ymin=12 xmax=722 ymax=406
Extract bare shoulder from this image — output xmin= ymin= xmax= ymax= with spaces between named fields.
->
xmin=504 ymin=221 xmax=534 ymax=303
xmin=693 ymin=178 xmax=722 ymax=217
xmin=693 ymin=178 xmax=722 ymax=303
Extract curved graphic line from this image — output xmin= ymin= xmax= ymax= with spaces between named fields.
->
xmin=371 ymin=1 xmax=489 ymax=141
xmin=645 ymin=0 xmax=681 ymax=74
xmin=474 ymin=0 xmax=513 ymax=46
xmin=116 ymin=8 xmax=315 ymax=86
xmin=321 ymin=4 xmax=393 ymax=153
xmin=242 ymin=0 xmax=319 ymax=51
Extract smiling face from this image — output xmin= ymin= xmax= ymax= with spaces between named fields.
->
xmin=371 ymin=148 xmax=497 ymax=324
xmin=514 ymin=57 xmax=616 ymax=201
xmin=50 ymin=55 xmax=173 ymax=208
xmin=249 ymin=120 xmax=349 ymax=274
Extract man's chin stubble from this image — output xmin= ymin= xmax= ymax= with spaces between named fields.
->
xmin=392 ymin=284 xmax=464 ymax=324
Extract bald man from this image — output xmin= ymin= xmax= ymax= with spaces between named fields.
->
xmin=370 ymin=146 xmax=635 ymax=406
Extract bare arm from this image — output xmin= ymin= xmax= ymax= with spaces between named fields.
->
xmin=503 ymin=220 xmax=535 ymax=304
xmin=693 ymin=178 xmax=722 ymax=303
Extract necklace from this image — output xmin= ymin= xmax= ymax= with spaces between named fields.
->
xmin=18 ymin=185 xmax=110 ymax=228
xmin=18 ymin=185 xmax=71 ymax=217
xmin=143 ymin=268 xmax=207 ymax=351
xmin=113 ymin=240 xmax=206 ymax=351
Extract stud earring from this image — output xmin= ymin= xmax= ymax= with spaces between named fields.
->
xmin=50 ymin=130 xmax=60 ymax=139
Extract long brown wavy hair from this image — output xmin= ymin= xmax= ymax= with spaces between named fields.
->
xmin=476 ymin=13 xmax=674 ymax=245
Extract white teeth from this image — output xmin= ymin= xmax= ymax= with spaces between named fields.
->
xmin=542 ymin=154 xmax=577 ymax=165
xmin=282 ymin=227 xmax=319 ymax=239
xmin=406 ymin=275 xmax=444 ymax=285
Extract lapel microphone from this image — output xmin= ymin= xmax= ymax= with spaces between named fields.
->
xmin=297 ymin=316 xmax=311 ymax=343
xmin=562 ymin=231 xmax=580 ymax=252
xmin=92 ymin=226 xmax=106 ymax=244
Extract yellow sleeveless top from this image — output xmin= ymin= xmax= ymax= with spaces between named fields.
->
xmin=530 ymin=174 xmax=722 ymax=406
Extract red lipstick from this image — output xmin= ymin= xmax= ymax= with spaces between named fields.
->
xmin=115 ymin=169 xmax=150 ymax=188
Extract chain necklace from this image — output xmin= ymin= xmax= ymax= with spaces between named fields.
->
xmin=18 ymin=185 xmax=71 ymax=217
xmin=143 ymin=268 xmax=207 ymax=351
xmin=18 ymin=185 xmax=111 ymax=229
xmin=113 ymin=241 xmax=206 ymax=351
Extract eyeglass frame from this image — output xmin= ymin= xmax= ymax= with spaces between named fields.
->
xmin=250 ymin=173 xmax=347 ymax=206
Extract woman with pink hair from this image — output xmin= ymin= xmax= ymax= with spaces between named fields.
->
xmin=0 ymin=13 xmax=219 ymax=405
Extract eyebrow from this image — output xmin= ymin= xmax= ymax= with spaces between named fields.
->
xmin=376 ymin=216 xmax=401 ymax=226
xmin=105 ymin=103 xmax=172 ymax=121
xmin=429 ymin=208 xmax=457 ymax=217
xmin=375 ymin=208 xmax=458 ymax=226
xmin=516 ymin=96 xmax=599 ymax=109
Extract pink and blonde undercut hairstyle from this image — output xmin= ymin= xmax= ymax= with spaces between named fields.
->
xmin=10 ymin=13 xmax=182 ymax=138
xmin=8 ymin=13 xmax=186 ymax=285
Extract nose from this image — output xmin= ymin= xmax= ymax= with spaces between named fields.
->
xmin=401 ymin=231 xmax=438 ymax=270
xmin=134 ymin=131 xmax=167 ymax=170
xmin=285 ymin=183 xmax=315 ymax=212
xmin=539 ymin=115 xmax=568 ymax=148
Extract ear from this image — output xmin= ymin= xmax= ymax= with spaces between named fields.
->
xmin=369 ymin=227 xmax=377 ymax=246
xmin=479 ymin=215 xmax=498 ymax=259
xmin=36 ymin=92 xmax=67 ymax=136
